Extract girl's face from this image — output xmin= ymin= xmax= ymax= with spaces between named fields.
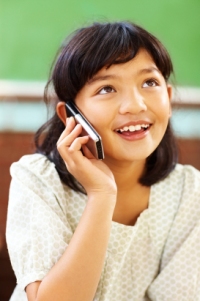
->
xmin=75 ymin=49 xmax=172 ymax=165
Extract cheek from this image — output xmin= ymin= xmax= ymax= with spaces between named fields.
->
xmin=90 ymin=117 xmax=111 ymax=139
xmin=83 ymin=104 xmax=115 ymax=131
xmin=152 ymin=96 xmax=171 ymax=122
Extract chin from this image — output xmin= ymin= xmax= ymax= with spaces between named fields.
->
xmin=103 ymin=141 xmax=157 ymax=163
xmin=104 ymin=152 xmax=148 ymax=164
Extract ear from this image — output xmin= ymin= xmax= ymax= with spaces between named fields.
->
xmin=56 ymin=102 xmax=67 ymax=125
xmin=167 ymin=84 xmax=172 ymax=117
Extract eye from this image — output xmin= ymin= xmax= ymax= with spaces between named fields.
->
xmin=142 ymin=79 xmax=158 ymax=88
xmin=98 ymin=86 xmax=115 ymax=95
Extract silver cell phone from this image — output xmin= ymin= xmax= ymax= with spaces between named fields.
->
xmin=65 ymin=101 xmax=104 ymax=160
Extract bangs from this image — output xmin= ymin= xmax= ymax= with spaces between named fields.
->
xmin=52 ymin=22 xmax=173 ymax=102
xmin=76 ymin=23 xmax=139 ymax=77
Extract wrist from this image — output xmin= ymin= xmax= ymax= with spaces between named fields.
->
xmin=87 ymin=191 xmax=117 ymax=207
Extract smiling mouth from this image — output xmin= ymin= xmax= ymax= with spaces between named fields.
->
xmin=115 ymin=124 xmax=151 ymax=134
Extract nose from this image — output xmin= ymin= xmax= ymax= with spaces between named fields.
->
xmin=118 ymin=88 xmax=147 ymax=115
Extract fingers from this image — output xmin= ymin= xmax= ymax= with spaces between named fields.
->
xmin=69 ymin=135 xmax=89 ymax=153
xmin=57 ymin=116 xmax=90 ymax=163
xmin=57 ymin=117 xmax=76 ymax=143
xmin=81 ymin=144 xmax=96 ymax=160
xmin=56 ymin=115 xmax=116 ymax=196
xmin=57 ymin=117 xmax=83 ymax=149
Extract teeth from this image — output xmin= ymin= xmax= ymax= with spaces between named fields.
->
xmin=135 ymin=125 xmax=141 ymax=130
xmin=116 ymin=124 xmax=149 ymax=133
xmin=129 ymin=125 xmax=135 ymax=132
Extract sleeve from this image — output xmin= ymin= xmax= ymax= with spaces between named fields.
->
xmin=147 ymin=165 xmax=200 ymax=301
xmin=6 ymin=155 xmax=74 ymax=290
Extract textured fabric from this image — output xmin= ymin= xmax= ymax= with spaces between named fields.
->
xmin=6 ymin=154 xmax=200 ymax=301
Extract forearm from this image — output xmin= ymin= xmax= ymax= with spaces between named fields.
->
xmin=36 ymin=193 xmax=116 ymax=301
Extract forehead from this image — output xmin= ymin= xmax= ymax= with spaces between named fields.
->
xmin=87 ymin=49 xmax=161 ymax=85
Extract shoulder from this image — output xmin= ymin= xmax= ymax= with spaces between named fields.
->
xmin=170 ymin=164 xmax=200 ymax=222
xmin=10 ymin=153 xmax=55 ymax=178
xmin=174 ymin=163 xmax=200 ymax=179
xmin=10 ymin=153 xmax=62 ymax=189
xmin=172 ymin=164 xmax=200 ymax=193
xmin=151 ymin=163 xmax=200 ymax=229
xmin=166 ymin=162 xmax=200 ymax=179
xmin=9 ymin=153 xmax=86 ymax=206
xmin=155 ymin=163 xmax=200 ymax=195
xmin=9 ymin=154 xmax=70 ymax=207
xmin=179 ymin=164 xmax=200 ymax=195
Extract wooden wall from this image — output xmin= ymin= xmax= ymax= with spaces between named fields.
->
xmin=0 ymin=132 xmax=35 ymax=301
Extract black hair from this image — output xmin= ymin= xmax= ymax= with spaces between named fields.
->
xmin=35 ymin=21 xmax=178 ymax=193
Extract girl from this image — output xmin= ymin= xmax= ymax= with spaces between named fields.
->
xmin=6 ymin=21 xmax=200 ymax=301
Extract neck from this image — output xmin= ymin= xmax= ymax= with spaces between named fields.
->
xmin=104 ymin=158 xmax=149 ymax=226
xmin=104 ymin=157 xmax=146 ymax=190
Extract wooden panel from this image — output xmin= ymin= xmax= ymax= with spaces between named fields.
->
xmin=0 ymin=132 xmax=34 ymax=301
xmin=178 ymin=138 xmax=200 ymax=170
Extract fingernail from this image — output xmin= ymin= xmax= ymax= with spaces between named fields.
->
xmin=67 ymin=117 xmax=72 ymax=123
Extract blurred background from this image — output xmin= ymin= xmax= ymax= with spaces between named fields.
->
xmin=0 ymin=0 xmax=200 ymax=300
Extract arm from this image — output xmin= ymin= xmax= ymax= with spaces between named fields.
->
xmin=27 ymin=117 xmax=117 ymax=301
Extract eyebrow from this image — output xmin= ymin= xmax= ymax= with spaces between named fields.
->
xmin=87 ymin=75 xmax=118 ymax=85
xmin=87 ymin=67 xmax=161 ymax=85
xmin=138 ymin=67 xmax=161 ymax=75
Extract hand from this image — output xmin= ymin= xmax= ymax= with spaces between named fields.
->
xmin=57 ymin=117 xmax=117 ymax=197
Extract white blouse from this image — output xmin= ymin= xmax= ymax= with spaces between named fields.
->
xmin=6 ymin=154 xmax=200 ymax=301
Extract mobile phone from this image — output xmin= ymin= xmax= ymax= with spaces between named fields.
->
xmin=65 ymin=101 xmax=104 ymax=160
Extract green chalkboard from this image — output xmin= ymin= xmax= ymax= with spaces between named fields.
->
xmin=0 ymin=0 xmax=200 ymax=86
